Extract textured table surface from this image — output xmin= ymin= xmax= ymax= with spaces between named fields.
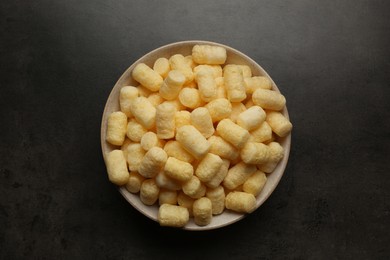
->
xmin=1 ymin=1 xmax=389 ymax=259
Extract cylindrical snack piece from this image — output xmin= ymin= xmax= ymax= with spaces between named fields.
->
xmin=182 ymin=176 xmax=205 ymax=199
xmin=195 ymin=153 xmax=223 ymax=182
xmin=230 ymin=102 xmax=246 ymax=123
xmin=140 ymin=132 xmax=164 ymax=151
xmin=252 ymin=89 xmax=286 ymax=111
xmin=106 ymin=111 xmax=127 ymax=146
xmin=159 ymin=70 xmax=186 ymax=100
xmin=249 ymin=121 xmax=272 ymax=143
xmin=125 ymin=172 xmax=145 ymax=193
xmin=137 ymin=85 xmax=152 ymax=97
xmin=258 ymin=142 xmax=284 ymax=173
xmin=126 ymin=143 xmax=145 ymax=172
xmin=164 ymin=157 xmax=193 ymax=182
xmin=208 ymin=136 xmax=238 ymax=161
xmin=266 ymin=111 xmax=292 ymax=137
xmin=237 ymin=106 xmax=266 ymax=131
xmin=206 ymin=159 xmax=230 ymax=188
xmin=121 ymin=138 xmax=132 ymax=159
xmin=177 ymin=192 xmax=195 ymax=217
xmin=148 ymin=93 xmax=164 ymax=107
xmin=138 ymin=147 xmax=168 ymax=178
xmin=193 ymin=197 xmax=213 ymax=226
xmin=184 ymin=55 xmax=196 ymax=69
xmin=106 ymin=150 xmax=129 ymax=185
xmin=179 ymin=88 xmax=202 ymax=109
xmin=120 ymin=86 xmax=139 ymax=117
xmin=156 ymin=102 xmax=176 ymax=139
xmin=155 ymin=171 xmax=181 ymax=191
xmin=194 ymin=183 xmax=206 ymax=199
xmin=241 ymin=142 xmax=270 ymax=165
xmin=126 ymin=119 xmax=148 ymax=142
xmin=238 ymin=65 xmax=252 ymax=78
xmin=158 ymin=204 xmax=189 ymax=227
xmin=223 ymin=65 xmax=246 ymax=102
xmin=244 ymin=76 xmax=272 ymax=94
xmin=191 ymin=107 xmax=215 ymax=138
xmin=267 ymin=141 xmax=284 ymax=162
xmin=140 ymin=179 xmax=160 ymax=206
xmin=223 ymin=162 xmax=257 ymax=190
xmin=175 ymin=110 xmax=191 ymax=129
xmin=215 ymin=77 xmax=227 ymax=99
xmin=205 ymin=98 xmax=232 ymax=122
xmin=153 ymin=57 xmax=170 ymax=78
xmin=192 ymin=44 xmax=227 ymax=65
xmin=194 ymin=65 xmax=223 ymax=78
xmin=243 ymin=171 xmax=267 ymax=196
xmin=163 ymin=140 xmax=195 ymax=163
xmin=225 ymin=191 xmax=256 ymax=213
xmin=195 ymin=67 xmax=217 ymax=102
xmin=175 ymin=125 xmax=210 ymax=159
xmin=130 ymin=97 xmax=156 ymax=129
xmin=169 ymin=54 xmax=194 ymax=84
xmin=159 ymin=190 xmax=177 ymax=205
xmin=206 ymin=186 xmax=225 ymax=215
xmin=132 ymin=63 xmax=163 ymax=92
xmin=216 ymin=119 xmax=250 ymax=149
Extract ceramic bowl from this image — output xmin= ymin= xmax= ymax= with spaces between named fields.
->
xmin=101 ymin=40 xmax=291 ymax=230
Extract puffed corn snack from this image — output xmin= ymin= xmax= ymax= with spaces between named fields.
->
xmin=105 ymin=44 xmax=292 ymax=228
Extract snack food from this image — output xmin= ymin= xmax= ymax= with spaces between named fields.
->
xmin=103 ymin=43 xmax=292 ymax=229
xmin=158 ymin=204 xmax=189 ymax=227
xmin=193 ymin=197 xmax=213 ymax=226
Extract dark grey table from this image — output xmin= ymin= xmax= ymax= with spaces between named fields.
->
xmin=1 ymin=1 xmax=389 ymax=259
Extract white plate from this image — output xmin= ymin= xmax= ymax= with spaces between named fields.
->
xmin=101 ymin=40 xmax=291 ymax=230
